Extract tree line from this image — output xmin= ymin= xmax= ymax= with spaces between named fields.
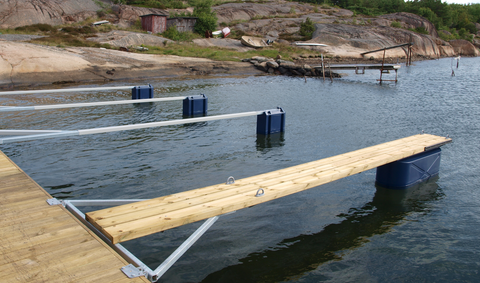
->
xmin=309 ymin=0 xmax=479 ymax=36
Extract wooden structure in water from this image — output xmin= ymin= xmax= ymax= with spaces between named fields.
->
xmin=322 ymin=63 xmax=401 ymax=73
xmin=0 ymin=151 xmax=149 ymax=282
xmin=0 ymin=133 xmax=451 ymax=281
xmin=313 ymin=63 xmax=401 ymax=83
xmin=360 ymin=42 xmax=414 ymax=66
xmin=314 ymin=42 xmax=413 ymax=83
xmin=86 ymin=134 xmax=450 ymax=244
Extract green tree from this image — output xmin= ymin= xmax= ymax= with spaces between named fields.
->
xmin=300 ymin=17 xmax=315 ymax=38
xmin=189 ymin=0 xmax=218 ymax=35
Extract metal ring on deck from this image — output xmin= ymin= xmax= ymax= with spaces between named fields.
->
xmin=255 ymin=188 xmax=265 ymax=197
xmin=226 ymin=176 xmax=235 ymax=185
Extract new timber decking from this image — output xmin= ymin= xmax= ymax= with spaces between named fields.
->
xmin=0 ymin=151 xmax=149 ymax=282
xmin=86 ymin=134 xmax=451 ymax=244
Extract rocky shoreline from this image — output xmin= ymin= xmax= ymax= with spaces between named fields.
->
xmin=243 ymin=56 xmax=341 ymax=78
xmin=0 ymin=37 xmax=470 ymax=90
xmin=1 ymin=0 xmax=480 ymax=89
xmin=0 ymin=40 xmax=265 ymax=90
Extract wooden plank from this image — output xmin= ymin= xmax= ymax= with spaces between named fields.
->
xmin=96 ymin=134 xmax=435 ymax=222
xmin=0 ymin=151 xmax=149 ymax=283
xmin=87 ymin=134 xmax=451 ymax=243
xmin=92 ymin=134 xmax=448 ymax=241
xmin=315 ymin=64 xmax=401 ymax=70
xmin=90 ymin=140 xmax=424 ymax=233
xmin=87 ymin=134 xmax=434 ymax=225
xmin=0 ymin=227 xmax=92 ymax=265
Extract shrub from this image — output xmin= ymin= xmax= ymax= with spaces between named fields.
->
xmin=390 ymin=21 xmax=401 ymax=28
xmin=458 ymin=27 xmax=468 ymax=38
xmin=61 ymin=26 xmax=95 ymax=35
xmin=15 ymin=24 xmax=56 ymax=33
xmin=408 ymin=26 xmax=429 ymax=35
xmin=161 ymin=26 xmax=197 ymax=41
xmin=465 ymin=22 xmax=477 ymax=34
xmin=438 ymin=30 xmax=456 ymax=41
xmin=299 ymin=17 xmax=315 ymax=39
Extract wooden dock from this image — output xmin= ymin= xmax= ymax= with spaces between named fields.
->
xmin=0 ymin=151 xmax=149 ymax=282
xmin=314 ymin=63 xmax=401 ymax=71
xmin=86 ymin=134 xmax=451 ymax=244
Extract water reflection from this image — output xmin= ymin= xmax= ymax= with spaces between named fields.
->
xmin=132 ymin=103 xmax=157 ymax=123
xmin=256 ymin=133 xmax=285 ymax=150
xmin=201 ymin=179 xmax=442 ymax=283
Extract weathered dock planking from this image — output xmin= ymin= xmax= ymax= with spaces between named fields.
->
xmin=86 ymin=134 xmax=451 ymax=244
xmin=317 ymin=63 xmax=401 ymax=71
xmin=0 ymin=151 xmax=149 ymax=282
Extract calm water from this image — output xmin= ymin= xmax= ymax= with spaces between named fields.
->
xmin=1 ymin=58 xmax=479 ymax=282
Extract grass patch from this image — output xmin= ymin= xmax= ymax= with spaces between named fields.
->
xmin=140 ymin=42 xmax=321 ymax=62
xmin=408 ymin=26 xmax=429 ymax=35
xmin=15 ymin=24 xmax=57 ymax=33
xmin=30 ymin=33 xmax=112 ymax=49
xmin=390 ymin=21 xmax=401 ymax=28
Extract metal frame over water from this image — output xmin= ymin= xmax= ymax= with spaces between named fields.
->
xmin=0 ymin=111 xmax=265 ymax=144
xmin=0 ymin=85 xmax=278 ymax=281
xmin=47 ymin=198 xmax=228 ymax=282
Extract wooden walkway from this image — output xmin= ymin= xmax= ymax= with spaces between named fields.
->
xmin=87 ymin=134 xmax=451 ymax=244
xmin=314 ymin=63 xmax=401 ymax=71
xmin=0 ymin=151 xmax=149 ymax=283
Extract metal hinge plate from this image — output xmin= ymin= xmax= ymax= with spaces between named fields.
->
xmin=46 ymin=198 xmax=62 ymax=206
xmin=121 ymin=264 xmax=144 ymax=278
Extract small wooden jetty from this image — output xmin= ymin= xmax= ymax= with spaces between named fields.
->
xmin=313 ymin=42 xmax=414 ymax=82
xmin=312 ymin=63 xmax=401 ymax=83
xmin=0 ymin=151 xmax=149 ymax=282
xmin=326 ymin=63 xmax=400 ymax=72
xmin=86 ymin=134 xmax=450 ymax=244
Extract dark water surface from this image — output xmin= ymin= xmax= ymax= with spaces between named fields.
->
xmin=1 ymin=57 xmax=479 ymax=282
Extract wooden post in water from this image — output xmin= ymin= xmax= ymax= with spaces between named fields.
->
xmin=405 ymin=45 xmax=409 ymax=66
xmin=328 ymin=62 xmax=333 ymax=82
xmin=379 ymin=48 xmax=386 ymax=83
xmin=408 ymin=45 xmax=411 ymax=66
xmin=322 ymin=54 xmax=325 ymax=81
xmin=408 ymin=35 xmax=413 ymax=66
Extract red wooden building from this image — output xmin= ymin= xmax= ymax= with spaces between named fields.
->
xmin=140 ymin=14 xmax=168 ymax=34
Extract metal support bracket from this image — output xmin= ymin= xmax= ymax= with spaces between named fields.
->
xmin=46 ymin=198 xmax=62 ymax=206
xmin=122 ymin=264 xmax=146 ymax=278
xmin=59 ymin=199 xmax=230 ymax=282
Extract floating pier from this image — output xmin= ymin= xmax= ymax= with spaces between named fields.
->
xmin=86 ymin=133 xmax=451 ymax=244
xmin=1 ymin=133 xmax=451 ymax=281
xmin=0 ymin=151 xmax=149 ymax=282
